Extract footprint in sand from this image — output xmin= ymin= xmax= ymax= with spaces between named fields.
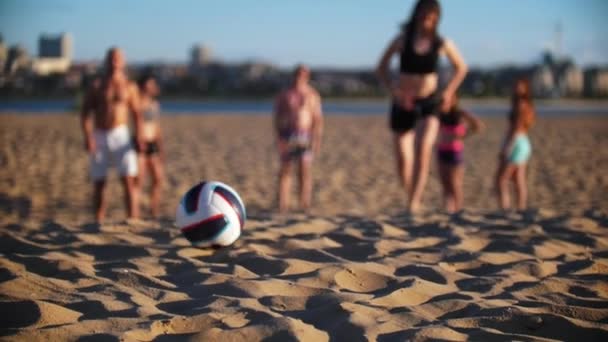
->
xmin=0 ymin=300 xmax=81 ymax=330
xmin=334 ymin=267 xmax=390 ymax=293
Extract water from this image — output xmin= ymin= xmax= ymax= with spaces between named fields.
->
xmin=0 ymin=99 xmax=606 ymax=116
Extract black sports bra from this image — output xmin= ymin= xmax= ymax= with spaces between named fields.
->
xmin=400 ymin=27 xmax=444 ymax=75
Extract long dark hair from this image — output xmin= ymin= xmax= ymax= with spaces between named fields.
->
xmin=402 ymin=0 xmax=441 ymax=37
xmin=137 ymin=72 xmax=155 ymax=90
xmin=510 ymin=77 xmax=535 ymax=130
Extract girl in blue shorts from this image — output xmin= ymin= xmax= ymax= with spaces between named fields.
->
xmin=496 ymin=78 xmax=535 ymax=210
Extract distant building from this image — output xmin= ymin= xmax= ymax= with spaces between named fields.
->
xmin=241 ymin=62 xmax=279 ymax=82
xmin=32 ymin=33 xmax=72 ymax=75
xmin=584 ymin=68 xmax=608 ymax=97
xmin=531 ymin=64 xmax=554 ymax=97
xmin=532 ymin=51 xmax=583 ymax=98
xmin=556 ymin=62 xmax=583 ymax=97
xmin=190 ymin=44 xmax=212 ymax=69
xmin=39 ymin=33 xmax=72 ymax=58
xmin=5 ymin=45 xmax=30 ymax=75
xmin=0 ymin=34 xmax=7 ymax=74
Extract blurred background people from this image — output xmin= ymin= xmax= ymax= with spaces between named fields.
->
xmin=80 ymin=47 xmax=143 ymax=222
xmin=273 ymin=65 xmax=323 ymax=213
xmin=437 ymin=95 xmax=484 ymax=213
xmin=136 ymin=73 xmax=165 ymax=218
xmin=496 ymin=77 xmax=535 ymax=211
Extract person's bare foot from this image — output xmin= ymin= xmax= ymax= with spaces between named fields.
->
xmin=408 ymin=200 xmax=421 ymax=213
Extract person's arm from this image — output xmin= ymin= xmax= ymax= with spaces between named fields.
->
xmin=128 ymin=83 xmax=144 ymax=151
xmin=375 ymin=34 xmax=402 ymax=93
xmin=273 ymin=93 xmax=282 ymax=140
xmin=501 ymin=102 xmax=528 ymax=158
xmin=156 ymin=102 xmax=165 ymax=162
xmin=311 ymin=92 xmax=324 ymax=155
xmin=441 ymin=39 xmax=468 ymax=111
xmin=80 ymin=87 xmax=95 ymax=153
xmin=156 ymin=127 xmax=165 ymax=161
xmin=461 ymin=110 xmax=485 ymax=136
xmin=273 ymin=93 xmax=289 ymax=158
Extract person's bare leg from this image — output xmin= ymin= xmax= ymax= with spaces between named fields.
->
xmin=496 ymin=162 xmax=516 ymax=210
xmin=136 ymin=155 xmax=146 ymax=189
xmin=94 ymin=180 xmax=107 ymax=223
xmin=394 ymin=131 xmax=415 ymax=200
xmin=298 ymin=156 xmax=313 ymax=211
xmin=122 ymin=176 xmax=139 ymax=219
xmin=278 ymin=160 xmax=293 ymax=213
xmin=409 ymin=116 xmax=439 ymax=212
xmin=438 ymin=161 xmax=453 ymax=212
xmin=149 ymin=156 xmax=164 ymax=218
xmin=515 ymin=163 xmax=528 ymax=210
xmin=452 ymin=164 xmax=465 ymax=212
xmin=136 ymin=155 xmax=147 ymax=214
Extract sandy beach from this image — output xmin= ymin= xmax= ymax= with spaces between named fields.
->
xmin=1 ymin=113 xmax=607 ymax=341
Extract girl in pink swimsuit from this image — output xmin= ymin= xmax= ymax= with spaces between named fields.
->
xmin=437 ymin=96 xmax=484 ymax=213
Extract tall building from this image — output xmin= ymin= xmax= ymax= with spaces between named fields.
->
xmin=190 ymin=44 xmax=212 ymax=69
xmin=38 ymin=33 xmax=72 ymax=59
xmin=32 ymin=33 xmax=72 ymax=75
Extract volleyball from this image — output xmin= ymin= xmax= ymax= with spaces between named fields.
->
xmin=175 ymin=181 xmax=246 ymax=247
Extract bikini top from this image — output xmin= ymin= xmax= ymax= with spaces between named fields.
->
xmin=400 ymin=26 xmax=444 ymax=75
xmin=143 ymin=102 xmax=160 ymax=123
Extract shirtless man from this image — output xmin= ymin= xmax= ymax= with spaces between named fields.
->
xmin=273 ymin=65 xmax=323 ymax=213
xmin=81 ymin=47 xmax=144 ymax=222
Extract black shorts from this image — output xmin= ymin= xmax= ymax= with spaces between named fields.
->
xmin=389 ymin=94 xmax=441 ymax=133
xmin=143 ymin=141 xmax=160 ymax=156
xmin=437 ymin=149 xmax=464 ymax=165
xmin=133 ymin=138 xmax=160 ymax=156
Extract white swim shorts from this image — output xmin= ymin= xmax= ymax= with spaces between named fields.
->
xmin=90 ymin=125 xmax=138 ymax=181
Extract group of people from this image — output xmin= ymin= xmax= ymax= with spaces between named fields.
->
xmin=374 ymin=0 xmax=535 ymax=214
xmin=80 ymin=0 xmax=535 ymax=222
xmin=80 ymin=47 xmax=164 ymax=222
xmin=273 ymin=0 xmax=535 ymax=215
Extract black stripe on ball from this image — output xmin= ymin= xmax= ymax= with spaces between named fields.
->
xmin=214 ymin=186 xmax=245 ymax=228
xmin=183 ymin=182 xmax=206 ymax=215
xmin=181 ymin=214 xmax=228 ymax=243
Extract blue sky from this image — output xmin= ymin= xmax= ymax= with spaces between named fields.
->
xmin=1 ymin=0 xmax=606 ymax=68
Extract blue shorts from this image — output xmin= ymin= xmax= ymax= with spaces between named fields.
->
xmin=508 ymin=134 xmax=532 ymax=164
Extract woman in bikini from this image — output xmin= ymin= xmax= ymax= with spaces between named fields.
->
xmin=136 ymin=74 xmax=165 ymax=218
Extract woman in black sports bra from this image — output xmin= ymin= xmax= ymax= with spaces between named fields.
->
xmin=376 ymin=0 xmax=468 ymax=212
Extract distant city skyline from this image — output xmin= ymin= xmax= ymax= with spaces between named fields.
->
xmin=1 ymin=0 xmax=607 ymax=68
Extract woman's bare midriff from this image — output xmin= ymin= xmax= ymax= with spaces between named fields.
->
xmin=143 ymin=122 xmax=160 ymax=141
xmin=398 ymin=73 xmax=438 ymax=98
